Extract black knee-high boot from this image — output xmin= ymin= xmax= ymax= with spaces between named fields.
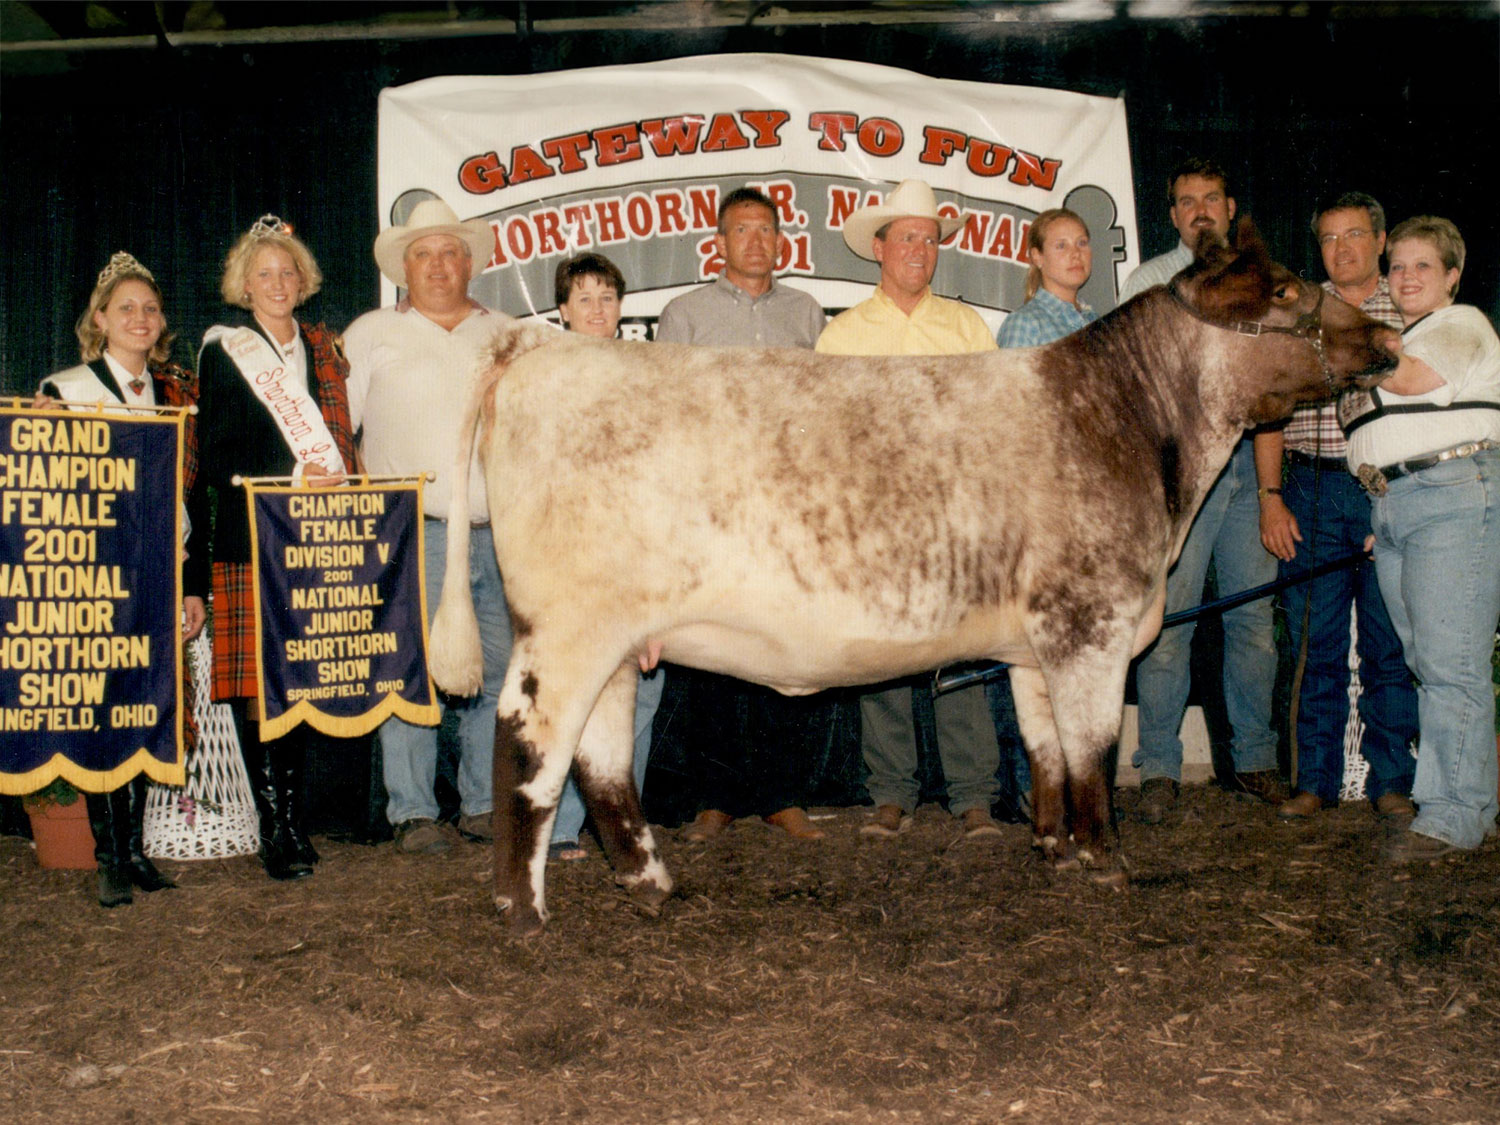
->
xmin=84 ymin=789 xmax=133 ymax=908
xmin=236 ymin=705 xmax=312 ymax=882
xmin=274 ymin=735 xmax=318 ymax=868
xmin=122 ymin=776 xmax=175 ymax=891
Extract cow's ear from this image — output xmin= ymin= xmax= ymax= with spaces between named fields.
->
xmin=1192 ymin=226 xmax=1231 ymax=264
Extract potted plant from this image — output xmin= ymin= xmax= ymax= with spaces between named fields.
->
xmin=22 ymin=778 xmax=97 ymax=870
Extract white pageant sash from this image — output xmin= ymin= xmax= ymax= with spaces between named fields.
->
xmin=203 ymin=325 xmax=347 ymax=475
xmin=43 ymin=363 xmax=119 ymax=404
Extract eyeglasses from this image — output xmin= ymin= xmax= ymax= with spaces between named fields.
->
xmin=1318 ymin=230 xmax=1374 ymax=247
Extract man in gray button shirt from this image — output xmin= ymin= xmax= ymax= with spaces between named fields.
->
xmin=654 ymin=187 xmax=833 ymax=842
xmin=656 ymin=187 xmax=826 ymax=348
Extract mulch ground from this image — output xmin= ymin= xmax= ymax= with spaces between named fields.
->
xmin=3 ymin=784 xmax=1498 ymax=1124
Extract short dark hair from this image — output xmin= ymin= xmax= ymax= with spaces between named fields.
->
xmin=1310 ymin=191 xmax=1386 ymax=237
xmin=554 ymin=252 xmax=626 ymax=307
xmin=717 ymin=187 xmax=778 ymax=233
xmin=1167 ymin=157 xmax=1232 ymax=206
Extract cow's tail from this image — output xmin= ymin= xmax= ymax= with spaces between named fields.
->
xmin=428 ymin=321 xmax=556 ymax=697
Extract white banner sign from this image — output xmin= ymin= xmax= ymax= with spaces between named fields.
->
xmin=378 ymin=54 xmax=1139 ymax=336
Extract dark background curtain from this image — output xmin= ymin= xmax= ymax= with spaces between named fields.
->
xmin=2 ymin=8 xmax=1496 ymax=390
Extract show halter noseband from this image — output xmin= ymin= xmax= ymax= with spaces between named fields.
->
xmin=1167 ymin=279 xmax=1332 ymax=390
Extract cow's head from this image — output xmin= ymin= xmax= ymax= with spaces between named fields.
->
xmin=1174 ymin=217 xmax=1399 ymax=424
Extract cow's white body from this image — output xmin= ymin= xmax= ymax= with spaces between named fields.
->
xmin=430 ymin=225 xmax=1398 ymax=931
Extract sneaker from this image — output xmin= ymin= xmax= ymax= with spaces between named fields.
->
xmin=859 ymin=804 xmax=910 ymax=838
xmin=394 ymin=818 xmax=451 ymax=855
xmin=457 ymin=812 xmax=494 ymax=842
xmin=1231 ymin=770 xmax=1290 ymax=806
xmin=1137 ymin=777 xmax=1179 ymax=825
xmin=960 ymin=807 xmax=1004 ymax=839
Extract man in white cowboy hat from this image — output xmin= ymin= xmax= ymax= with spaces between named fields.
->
xmin=343 ymin=197 xmax=512 ymax=856
xmin=816 ymin=178 xmax=1005 ymax=841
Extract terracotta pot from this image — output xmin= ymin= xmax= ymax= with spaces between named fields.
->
xmin=26 ymin=799 xmax=98 ymax=871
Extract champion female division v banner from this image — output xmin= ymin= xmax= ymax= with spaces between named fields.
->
xmin=0 ymin=405 xmax=188 ymax=795
xmin=246 ymin=479 xmax=439 ymax=740
xmin=376 ymin=54 xmax=1138 ymax=334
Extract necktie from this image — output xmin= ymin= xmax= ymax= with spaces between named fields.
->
xmin=129 ymin=379 xmax=146 ymax=396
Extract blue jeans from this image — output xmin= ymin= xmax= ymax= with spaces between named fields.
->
xmin=1281 ymin=459 xmax=1417 ymax=803
xmin=1370 ymin=449 xmax=1500 ymax=850
xmin=1134 ymin=439 xmax=1278 ymax=782
xmin=550 ymin=668 xmax=664 ymax=844
xmin=381 ymin=522 xmax=511 ymax=824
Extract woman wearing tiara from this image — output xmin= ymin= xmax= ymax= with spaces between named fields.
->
xmin=37 ymin=252 xmax=205 ymax=907
xmin=192 ymin=215 xmax=360 ymax=881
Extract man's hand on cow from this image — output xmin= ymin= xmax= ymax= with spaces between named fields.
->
xmin=1259 ymin=495 xmax=1301 ymax=561
xmin=29 ymin=392 xmax=61 ymax=411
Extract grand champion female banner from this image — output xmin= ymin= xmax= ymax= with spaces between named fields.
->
xmin=245 ymin=478 xmax=439 ymax=740
xmin=0 ymin=403 xmax=187 ymax=794
xmin=376 ymin=54 xmax=1138 ymax=333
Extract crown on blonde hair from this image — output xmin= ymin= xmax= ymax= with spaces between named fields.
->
xmin=96 ymin=251 xmax=154 ymax=289
xmin=248 ymin=213 xmax=293 ymax=239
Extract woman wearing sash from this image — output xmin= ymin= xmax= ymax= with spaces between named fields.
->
xmin=193 ymin=215 xmax=359 ymax=881
xmin=37 ymin=252 xmax=204 ymax=907
xmin=1340 ymin=216 xmax=1500 ymax=863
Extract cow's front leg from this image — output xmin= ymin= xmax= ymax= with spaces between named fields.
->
xmin=1008 ymin=666 xmax=1074 ymax=867
xmin=1043 ymin=650 xmax=1130 ymax=889
xmin=574 ymin=664 xmax=673 ymax=916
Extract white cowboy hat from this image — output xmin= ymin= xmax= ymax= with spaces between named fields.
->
xmin=842 ymin=179 xmax=965 ymax=261
xmin=373 ymin=199 xmax=493 ymax=287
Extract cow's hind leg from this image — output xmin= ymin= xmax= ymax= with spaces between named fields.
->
xmin=491 ymin=643 xmax=618 ymax=933
xmin=1008 ymin=666 xmax=1074 ymax=867
xmin=574 ymin=664 xmax=673 ymax=916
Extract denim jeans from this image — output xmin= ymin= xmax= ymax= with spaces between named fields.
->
xmin=1134 ymin=438 xmax=1278 ymax=782
xmin=1281 ymin=459 xmax=1417 ymax=803
xmin=550 ymin=668 xmax=664 ymax=845
xmin=1370 ymin=448 xmax=1500 ymax=849
xmin=380 ymin=522 xmax=511 ymax=824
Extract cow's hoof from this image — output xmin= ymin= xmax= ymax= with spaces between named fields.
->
xmin=1076 ymin=849 xmax=1130 ymax=890
xmin=618 ymin=877 xmax=672 ymax=917
xmin=1036 ymin=833 xmax=1079 ymax=869
xmin=494 ymin=895 xmax=547 ymax=936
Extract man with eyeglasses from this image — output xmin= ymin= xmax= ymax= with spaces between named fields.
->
xmin=1253 ymin=191 xmax=1418 ymax=823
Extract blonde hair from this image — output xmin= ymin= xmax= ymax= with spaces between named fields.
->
xmin=1388 ymin=215 xmax=1465 ymax=299
xmin=74 ymin=255 xmax=174 ymax=366
xmin=219 ymin=220 xmax=323 ymax=309
xmin=1024 ymin=208 xmax=1090 ymax=302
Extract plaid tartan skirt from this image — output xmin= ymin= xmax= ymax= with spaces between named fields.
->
xmin=210 ymin=561 xmax=258 ymax=702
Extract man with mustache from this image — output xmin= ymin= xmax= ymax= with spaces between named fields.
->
xmin=343 ymin=199 xmax=511 ymax=856
xmin=1120 ymin=158 xmax=1286 ymax=825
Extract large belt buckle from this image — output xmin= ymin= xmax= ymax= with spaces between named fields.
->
xmin=1356 ymin=463 xmax=1389 ymax=497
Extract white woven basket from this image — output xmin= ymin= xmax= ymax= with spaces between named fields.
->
xmin=143 ymin=627 xmax=260 ymax=859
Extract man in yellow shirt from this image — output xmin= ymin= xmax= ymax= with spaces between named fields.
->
xmin=817 ymin=179 xmax=1004 ymax=839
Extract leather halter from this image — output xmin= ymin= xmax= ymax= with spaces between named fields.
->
xmin=1167 ymin=280 xmax=1331 ymax=389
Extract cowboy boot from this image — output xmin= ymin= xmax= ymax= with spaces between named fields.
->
xmin=85 ymin=790 xmax=133 ymax=907
xmin=274 ymin=738 xmax=319 ymax=869
xmin=122 ymin=776 xmax=175 ymax=891
xmin=239 ymin=718 xmax=312 ymax=882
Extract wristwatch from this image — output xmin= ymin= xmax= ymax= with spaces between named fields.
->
xmin=1257 ymin=486 xmax=1283 ymax=500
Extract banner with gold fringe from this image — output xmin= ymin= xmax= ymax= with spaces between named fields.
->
xmin=245 ymin=477 xmax=439 ymax=740
xmin=0 ymin=402 xmax=187 ymax=795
